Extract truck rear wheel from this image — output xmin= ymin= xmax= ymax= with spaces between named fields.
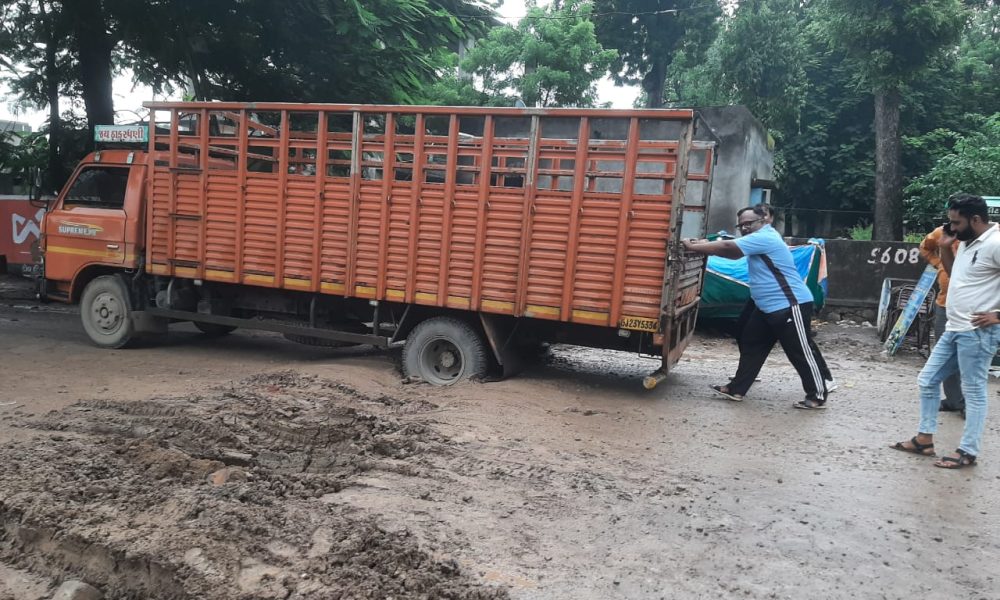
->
xmin=402 ymin=317 xmax=489 ymax=385
xmin=80 ymin=275 xmax=135 ymax=349
xmin=194 ymin=322 xmax=237 ymax=336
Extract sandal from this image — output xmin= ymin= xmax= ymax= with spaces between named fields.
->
xmin=710 ymin=385 xmax=743 ymax=402
xmin=934 ymin=449 xmax=977 ymax=469
xmin=794 ymin=397 xmax=826 ymax=410
xmin=890 ymin=436 xmax=936 ymax=456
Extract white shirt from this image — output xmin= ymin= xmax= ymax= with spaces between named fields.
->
xmin=946 ymin=223 xmax=1000 ymax=332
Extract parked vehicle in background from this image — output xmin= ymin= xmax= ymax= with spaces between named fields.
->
xmin=0 ymin=195 xmax=45 ymax=274
xmin=37 ymin=102 xmax=715 ymax=387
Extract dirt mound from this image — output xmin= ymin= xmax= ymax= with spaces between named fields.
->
xmin=0 ymin=373 xmax=507 ymax=599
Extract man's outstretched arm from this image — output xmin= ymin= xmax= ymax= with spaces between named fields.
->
xmin=682 ymin=239 xmax=744 ymax=260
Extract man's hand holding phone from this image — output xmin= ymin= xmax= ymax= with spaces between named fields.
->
xmin=939 ymin=222 xmax=958 ymax=248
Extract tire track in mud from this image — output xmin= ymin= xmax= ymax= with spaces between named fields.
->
xmin=0 ymin=372 xmax=508 ymax=599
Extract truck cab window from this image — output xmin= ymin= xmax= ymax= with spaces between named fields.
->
xmin=64 ymin=167 xmax=130 ymax=209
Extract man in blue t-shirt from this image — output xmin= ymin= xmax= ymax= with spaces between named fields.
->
xmin=683 ymin=205 xmax=829 ymax=409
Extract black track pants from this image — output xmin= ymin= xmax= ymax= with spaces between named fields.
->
xmin=728 ymin=302 xmax=828 ymax=399
xmin=736 ymin=299 xmax=832 ymax=382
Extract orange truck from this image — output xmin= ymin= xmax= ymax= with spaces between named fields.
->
xmin=37 ymin=102 xmax=714 ymax=387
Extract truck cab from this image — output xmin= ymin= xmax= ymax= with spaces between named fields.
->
xmin=40 ymin=149 xmax=147 ymax=303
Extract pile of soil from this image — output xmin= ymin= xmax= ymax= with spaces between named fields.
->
xmin=0 ymin=372 xmax=508 ymax=600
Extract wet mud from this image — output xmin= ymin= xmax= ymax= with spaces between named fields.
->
xmin=1 ymin=274 xmax=999 ymax=599
xmin=0 ymin=373 xmax=507 ymax=599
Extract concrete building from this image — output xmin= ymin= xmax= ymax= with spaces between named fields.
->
xmin=693 ymin=106 xmax=774 ymax=236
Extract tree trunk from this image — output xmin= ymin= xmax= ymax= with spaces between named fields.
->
xmin=873 ymin=88 xmax=903 ymax=241
xmin=40 ymin=1 xmax=65 ymax=192
xmin=70 ymin=0 xmax=115 ymax=146
xmin=642 ymin=58 xmax=666 ymax=109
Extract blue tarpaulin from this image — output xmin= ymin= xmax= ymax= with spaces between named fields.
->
xmin=699 ymin=239 xmax=827 ymax=320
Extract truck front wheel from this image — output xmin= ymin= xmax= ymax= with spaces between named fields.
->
xmin=80 ymin=275 xmax=135 ymax=349
xmin=402 ymin=317 xmax=489 ymax=385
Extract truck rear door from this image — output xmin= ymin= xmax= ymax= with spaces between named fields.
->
xmin=661 ymin=139 xmax=715 ymax=373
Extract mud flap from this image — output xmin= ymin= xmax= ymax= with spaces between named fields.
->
xmin=478 ymin=313 xmax=525 ymax=378
xmin=131 ymin=311 xmax=168 ymax=334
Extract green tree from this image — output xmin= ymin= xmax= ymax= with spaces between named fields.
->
xmin=120 ymin=0 xmax=494 ymax=104
xmin=0 ymin=0 xmax=74 ymax=189
xmin=0 ymin=130 xmax=48 ymax=197
xmin=904 ymin=113 xmax=1000 ymax=231
xmin=821 ymin=0 xmax=967 ymax=240
xmin=434 ymin=0 xmax=617 ymax=107
xmin=594 ymin=0 xmax=721 ymax=108
xmin=713 ymin=0 xmax=807 ymax=132
xmin=0 ymin=0 xmax=494 ymax=184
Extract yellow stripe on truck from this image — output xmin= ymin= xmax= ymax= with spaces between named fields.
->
xmin=47 ymin=245 xmax=132 ymax=261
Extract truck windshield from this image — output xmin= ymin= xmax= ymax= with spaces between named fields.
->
xmin=64 ymin=167 xmax=130 ymax=209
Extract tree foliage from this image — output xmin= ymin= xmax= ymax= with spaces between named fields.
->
xmin=425 ymin=0 xmax=617 ymax=107
xmin=594 ymin=0 xmax=721 ymax=108
xmin=668 ymin=0 xmax=997 ymax=238
xmin=118 ymin=0 xmax=494 ymax=104
xmin=820 ymin=0 xmax=967 ymax=239
xmin=713 ymin=0 xmax=807 ymax=133
xmin=0 ymin=0 xmax=493 ymax=185
xmin=904 ymin=113 xmax=1000 ymax=231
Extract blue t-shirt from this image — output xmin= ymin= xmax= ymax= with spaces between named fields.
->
xmin=734 ymin=225 xmax=814 ymax=313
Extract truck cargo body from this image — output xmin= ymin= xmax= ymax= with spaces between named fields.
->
xmin=39 ymin=102 xmax=714 ymax=386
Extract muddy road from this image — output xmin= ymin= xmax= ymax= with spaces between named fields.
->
xmin=1 ymin=274 xmax=998 ymax=600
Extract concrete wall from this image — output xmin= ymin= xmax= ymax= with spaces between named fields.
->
xmin=695 ymin=106 xmax=774 ymax=235
xmin=789 ymin=238 xmax=927 ymax=308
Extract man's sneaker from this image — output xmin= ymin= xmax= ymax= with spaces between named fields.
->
xmin=824 ymin=379 xmax=838 ymax=393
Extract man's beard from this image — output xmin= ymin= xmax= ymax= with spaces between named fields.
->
xmin=956 ymin=227 xmax=976 ymax=241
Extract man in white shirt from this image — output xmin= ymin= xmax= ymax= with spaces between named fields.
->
xmin=891 ymin=194 xmax=1000 ymax=469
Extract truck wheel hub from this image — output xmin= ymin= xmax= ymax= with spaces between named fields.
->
xmin=421 ymin=339 xmax=463 ymax=384
xmin=92 ymin=293 xmax=123 ymax=331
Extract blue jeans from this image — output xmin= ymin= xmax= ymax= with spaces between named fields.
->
xmin=918 ymin=325 xmax=1000 ymax=456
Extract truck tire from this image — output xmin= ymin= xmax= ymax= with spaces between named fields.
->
xmin=80 ymin=275 xmax=135 ymax=349
xmin=194 ymin=322 xmax=237 ymax=336
xmin=402 ymin=317 xmax=489 ymax=385
xmin=283 ymin=333 xmax=358 ymax=348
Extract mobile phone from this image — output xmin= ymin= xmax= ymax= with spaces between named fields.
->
xmin=942 ymin=222 xmax=955 ymax=236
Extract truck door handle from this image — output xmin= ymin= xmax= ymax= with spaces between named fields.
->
xmin=106 ymin=244 xmax=120 ymax=250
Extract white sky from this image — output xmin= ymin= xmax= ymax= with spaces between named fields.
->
xmin=0 ymin=0 xmax=639 ymax=130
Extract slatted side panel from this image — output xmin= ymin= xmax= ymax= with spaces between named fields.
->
xmin=144 ymin=106 xmax=700 ymax=336
xmin=204 ymin=172 xmax=239 ymax=272
xmin=319 ymin=177 xmax=351 ymax=291
xmin=620 ymin=141 xmax=678 ymax=319
xmin=413 ymin=130 xmax=449 ymax=302
xmin=148 ymin=170 xmax=171 ymax=268
xmin=573 ymin=196 xmax=617 ymax=322
xmin=318 ymin=127 xmax=354 ymax=292
xmin=384 ymin=136 xmax=415 ymax=300
xmin=384 ymin=184 xmax=412 ymax=298
xmin=570 ymin=135 xmax=630 ymax=326
xmin=173 ymin=173 xmax=202 ymax=266
xmin=447 ymin=185 xmax=480 ymax=309
xmin=243 ymin=175 xmax=279 ymax=276
xmin=523 ymin=133 xmax=575 ymax=319
xmin=479 ymin=125 xmax=530 ymax=314
xmin=354 ymin=179 xmax=383 ymax=295
xmin=283 ymin=176 xmax=318 ymax=282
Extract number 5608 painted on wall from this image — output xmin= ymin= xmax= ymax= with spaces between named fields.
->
xmin=867 ymin=246 xmax=921 ymax=265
